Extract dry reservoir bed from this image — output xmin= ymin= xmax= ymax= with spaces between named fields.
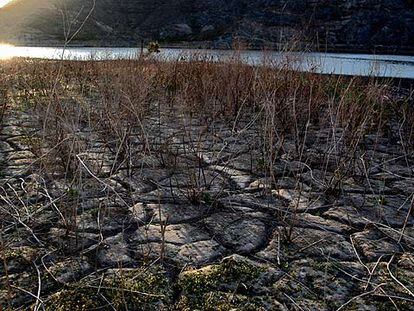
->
xmin=0 ymin=58 xmax=414 ymax=310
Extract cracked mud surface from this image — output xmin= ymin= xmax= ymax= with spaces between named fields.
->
xmin=1 ymin=104 xmax=414 ymax=310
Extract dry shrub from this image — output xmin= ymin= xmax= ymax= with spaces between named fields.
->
xmin=0 ymin=87 xmax=7 ymax=125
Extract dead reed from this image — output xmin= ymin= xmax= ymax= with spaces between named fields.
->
xmin=1 ymin=55 xmax=412 ymax=189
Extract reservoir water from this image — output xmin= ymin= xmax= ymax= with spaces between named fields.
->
xmin=1 ymin=45 xmax=413 ymax=79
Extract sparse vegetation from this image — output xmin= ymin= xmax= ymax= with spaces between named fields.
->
xmin=44 ymin=267 xmax=173 ymax=310
xmin=177 ymin=256 xmax=268 ymax=310
xmin=0 ymin=53 xmax=413 ymax=310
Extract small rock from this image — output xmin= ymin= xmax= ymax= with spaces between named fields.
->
xmin=132 ymin=223 xmax=210 ymax=245
xmin=352 ymin=228 xmax=400 ymax=260
xmin=130 ymin=202 xmax=208 ymax=224
xmin=98 ymin=234 xmax=136 ymax=267
xmin=204 ymin=212 xmax=267 ymax=253
xmin=48 ymin=257 xmax=92 ymax=284
xmin=177 ymin=240 xmax=225 ymax=266
xmin=257 ymin=227 xmax=355 ymax=261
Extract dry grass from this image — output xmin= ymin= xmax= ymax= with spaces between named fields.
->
xmin=1 ymin=55 xmax=413 ymax=183
xmin=1 ymin=52 xmax=414 ymax=310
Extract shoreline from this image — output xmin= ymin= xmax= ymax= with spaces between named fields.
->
xmin=4 ymin=40 xmax=414 ymax=57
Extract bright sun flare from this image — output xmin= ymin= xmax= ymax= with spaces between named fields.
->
xmin=0 ymin=0 xmax=13 ymax=8
xmin=0 ymin=44 xmax=16 ymax=59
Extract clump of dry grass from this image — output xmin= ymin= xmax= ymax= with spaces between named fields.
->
xmin=0 ymin=88 xmax=6 ymax=125
xmin=2 ymin=55 xmax=413 ymax=181
xmin=0 ymin=64 xmax=13 ymax=125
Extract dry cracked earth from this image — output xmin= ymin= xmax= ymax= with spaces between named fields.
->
xmin=1 ymin=105 xmax=414 ymax=310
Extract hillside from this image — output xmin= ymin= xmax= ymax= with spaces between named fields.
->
xmin=1 ymin=0 xmax=414 ymax=52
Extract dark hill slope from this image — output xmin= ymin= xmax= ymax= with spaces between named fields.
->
xmin=1 ymin=0 xmax=414 ymax=53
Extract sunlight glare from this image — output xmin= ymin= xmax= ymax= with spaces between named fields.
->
xmin=0 ymin=0 xmax=13 ymax=8
xmin=0 ymin=44 xmax=16 ymax=60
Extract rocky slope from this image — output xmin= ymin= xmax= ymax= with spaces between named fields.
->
xmin=1 ymin=0 xmax=414 ymax=52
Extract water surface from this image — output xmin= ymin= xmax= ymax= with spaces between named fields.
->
xmin=1 ymin=46 xmax=414 ymax=79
